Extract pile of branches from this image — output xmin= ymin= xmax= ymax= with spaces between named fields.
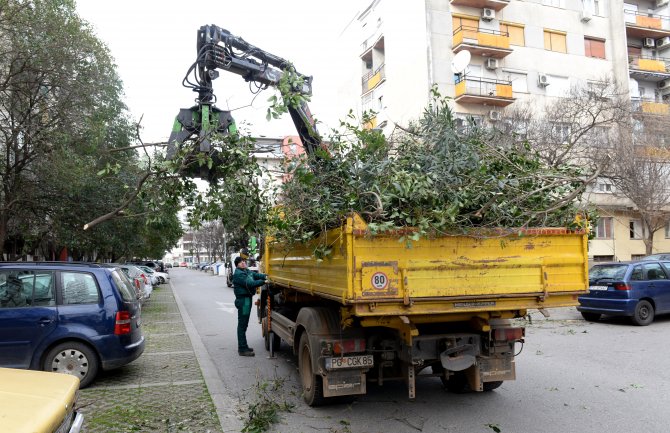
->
xmin=268 ymin=89 xmax=592 ymax=253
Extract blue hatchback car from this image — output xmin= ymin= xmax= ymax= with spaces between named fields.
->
xmin=0 ymin=262 xmax=145 ymax=387
xmin=577 ymin=260 xmax=670 ymax=326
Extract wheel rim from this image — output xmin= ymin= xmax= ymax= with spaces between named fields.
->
xmin=51 ymin=349 xmax=89 ymax=379
xmin=640 ymin=305 xmax=650 ymax=320
xmin=300 ymin=343 xmax=313 ymax=393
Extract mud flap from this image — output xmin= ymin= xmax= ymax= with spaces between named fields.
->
xmin=479 ymin=356 xmax=516 ymax=382
xmin=322 ymin=371 xmax=366 ymax=397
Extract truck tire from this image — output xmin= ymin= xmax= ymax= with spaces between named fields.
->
xmin=483 ymin=381 xmax=503 ymax=391
xmin=262 ymin=318 xmax=281 ymax=352
xmin=632 ymin=300 xmax=654 ymax=326
xmin=581 ymin=312 xmax=601 ymax=322
xmin=444 ymin=370 xmax=470 ymax=393
xmin=299 ymin=333 xmax=326 ymax=406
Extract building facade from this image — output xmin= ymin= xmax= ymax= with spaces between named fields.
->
xmin=350 ymin=0 xmax=670 ymax=261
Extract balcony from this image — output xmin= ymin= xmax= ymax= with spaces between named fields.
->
xmin=624 ymin=10 xmax=670 ymax=38
xmin=629 ymin=55 xmax=670 ymax=82
xmin=454 ymin=76 xmax=514 ymax=107
xmin=361 ymin=64 xmax=385 ymax=94
xmin=632 ymin=98 xmax=670 ymax=116
xmin=449 ymin=0 xmax=509 ymax=11
xmin=453 ymin=26 xmax=512 ymax=59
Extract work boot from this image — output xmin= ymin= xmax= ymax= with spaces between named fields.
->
xmin=238 ymin=349 xmax=255 ymax=357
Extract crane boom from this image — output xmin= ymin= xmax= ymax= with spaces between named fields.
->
xmin=168 ymin=25 xmax=322 ymax=180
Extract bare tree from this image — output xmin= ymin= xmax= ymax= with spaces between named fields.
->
xmin=609 ymin=112 xmax=670 ymax=255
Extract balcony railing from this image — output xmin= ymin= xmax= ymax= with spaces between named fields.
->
xmin=631 ymin=98 xmax=670 ymax=115
xmin=449 ymin=0 xmax=509 ymax=11
xmin=629 ymin=55 xmax=670 ymax=73
xmin=361 ymin=64 xmax=385 ymax=94
xmin=454 ymin=75 xmax=514 ymax=107
xmin=624 ymin=10 xmax=670 ymax=37
xmin=453 ymin=26 xmax=512 ymax=59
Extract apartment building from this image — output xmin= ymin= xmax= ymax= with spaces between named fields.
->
xmin=351 ymin=0 xmax=670 ymax=261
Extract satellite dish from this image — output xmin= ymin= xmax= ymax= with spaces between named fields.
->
xmin=451 ymin=50 xmax=471 ymax=74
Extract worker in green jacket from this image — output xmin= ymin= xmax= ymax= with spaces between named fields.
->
xmin=232 ymin=253 xmax=267 ymax=356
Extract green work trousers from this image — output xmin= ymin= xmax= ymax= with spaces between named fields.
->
xmin=235 ymin=297 xmax=252 ymax=352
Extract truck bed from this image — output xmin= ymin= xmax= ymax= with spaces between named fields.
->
xmin=265 ymin=214 xmax=588 ymax=317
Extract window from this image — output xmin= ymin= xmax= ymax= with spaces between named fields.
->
xmin=0 ymin=271 xmax=55 ymax=308
xmin=544 ymin=30 xmax=567 ymax=53
xmin=551 ymin=122 xmax=571 ymax=142
xmin=666 ymin=221 xmax=670 ymax=238
xmin=61 ymin=272 xmax=100 ymax=305
xmin=644 ymin=263 xmax=667 ymax=280
xmin=629 ymin=220 xmax=645 ymax=240
xmin=582 ymin=0 xmax=601 ymax=15
xmin=500 ymin=23 xmax=525 ymax=46
xmin=596 ymin=182 xmax=613 ymax=192
xmin=546 ymin=75 xmax=570 ymax=97
xmin=592 ymin=255 xmax=614 ymax=262
xmin=584 ymin=37 xmax=606 ymax=59
xmin=596 ymin=217 xmax=613 ymax=239
xmin=452 ymin=16 xmax=479 ymax=39
xmin=506 ymin=71 xmax=528 ymax=93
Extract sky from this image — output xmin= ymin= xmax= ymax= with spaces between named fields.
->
xmin=75 ymin=0 xmax=365 ymax=144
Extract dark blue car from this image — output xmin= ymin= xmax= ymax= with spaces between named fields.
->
xmin=0 ymin=263 xmax=145 ymax=387
xmin=577 ymin=260 xmax=670 ymax=326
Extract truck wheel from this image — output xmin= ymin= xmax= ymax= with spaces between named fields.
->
xmin=581 ymin=312 xmax=601 ymax=322
xmin=632 ymin=300 xmax=654 ymax=326
xmin=444 ymin=371 xmax=470 ymax=393
xmin=299 ymin=333 xmax=325 ymax=406
xmin=43 ymin=341 xmax=99 ymax=388
xmin=483 ymin=381 xmax=503 ymax=391
xmin=262 ymin=318 xmax=281 ymax=351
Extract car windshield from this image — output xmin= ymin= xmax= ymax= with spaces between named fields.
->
xmin=590 ymin=264 xmax=628 ymax=281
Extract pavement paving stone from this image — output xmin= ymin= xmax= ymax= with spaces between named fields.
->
xmin=77 ymin=283 xmax=224 ymax=433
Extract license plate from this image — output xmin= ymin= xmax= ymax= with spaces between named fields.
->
xmin=589 ymin=285 xmax=609 ymax=291
xmin=325 ymin=355 xmax=374 ymax=370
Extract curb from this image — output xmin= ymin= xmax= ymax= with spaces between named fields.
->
xmin=171 ymin=281 xmax=244 ymax=432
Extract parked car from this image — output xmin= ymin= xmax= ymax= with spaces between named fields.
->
xmin=0 ymin=262 xmax=145 ymax=387
xmin=138 ymin=265 xmax=169 ymax=285
xmin=643 ymin=253 xmax=670 ymax=261
xmin=106 ymin=264 xmax=152 ymax=301
xmin=578 ymin=260 xmax=670 ymax=326
xmin=180 ymin=262 xmax=187 ymax=267
xmin=0 ymin=367 xmax=84 ymax=432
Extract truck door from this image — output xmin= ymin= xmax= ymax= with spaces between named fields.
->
xmin=0 ymin=270 xmax=58 ymax=368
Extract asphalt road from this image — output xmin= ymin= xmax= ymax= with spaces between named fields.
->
xmin=170 ymin=267 xmax=670 ymax=433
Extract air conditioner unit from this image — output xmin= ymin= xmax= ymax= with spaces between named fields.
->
xmin=580 ymin=9 xmax=592 ymax=22
xmin=657 ymin=36 xmax=670 ymax=50
xmin=643 ymin=37 xmax=656 ymax=48
xmin=538 ymin=73 xmax=550 ymax=87
xmin=489 ymin=110 xmax=502 ymax=122
xmin=659 ymin=79 xmax=670 ymax=90
xmin=481 ymin=8 xmax=495 ymax=21
xmin=485 ymin=58 xmax=499 ymax=70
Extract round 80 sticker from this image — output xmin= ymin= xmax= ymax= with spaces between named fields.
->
xmin=370 ymin=272 xmax=388 ymax=290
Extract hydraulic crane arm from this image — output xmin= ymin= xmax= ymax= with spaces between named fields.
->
xmin=168 ymin=25 xmax=322 ymax=180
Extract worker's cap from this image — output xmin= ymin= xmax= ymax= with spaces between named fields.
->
xmin=239 ymin=248 xmax=249 ymax=259
xmin=234 ymin=256 xmax=245 ymax=267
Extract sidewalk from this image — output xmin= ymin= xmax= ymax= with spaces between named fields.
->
xmin=77 ymin=283 xmax=224 ymax=433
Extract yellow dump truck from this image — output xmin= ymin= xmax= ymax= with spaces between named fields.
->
xmin=259 ymin=213 xmax=588 ymax=406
